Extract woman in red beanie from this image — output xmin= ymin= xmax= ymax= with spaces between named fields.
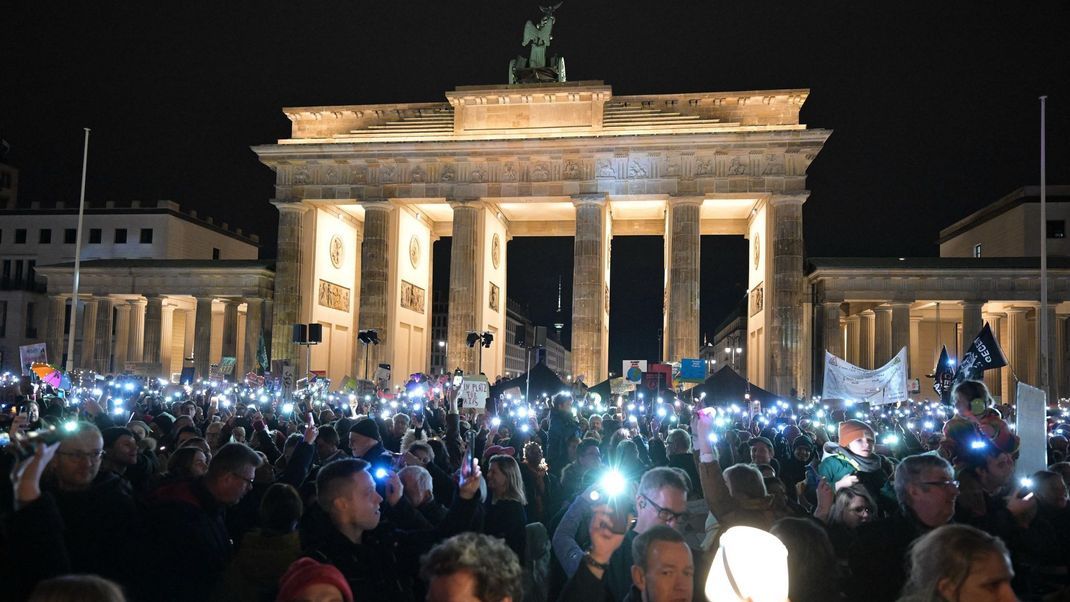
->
xmin=276 ymin=558 xmax=353 ymax=602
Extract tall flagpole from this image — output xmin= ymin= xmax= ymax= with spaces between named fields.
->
xmin=65 ymin=128 xmax=90 ymax=373
xmin=1039 ymin=96 xmax=1049 ymax=397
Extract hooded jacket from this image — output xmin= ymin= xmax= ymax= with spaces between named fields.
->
xmin=818 ymin=442 xmax=896 ymax=513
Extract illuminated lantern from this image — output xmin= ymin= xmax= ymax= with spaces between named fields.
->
xmin=706 ymin=526 xmax=788 ymax=602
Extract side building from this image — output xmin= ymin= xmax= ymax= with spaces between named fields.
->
xmin=504 ymin=297 xmax=571 ymax=383
xmin=4 ymin=200 xmax=271 ymax=379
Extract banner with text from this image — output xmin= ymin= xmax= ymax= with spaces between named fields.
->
xmin=822 ymin=347 xmax=909 ymax=405
xmin=458 ymin=376 xmax=490 ymax=410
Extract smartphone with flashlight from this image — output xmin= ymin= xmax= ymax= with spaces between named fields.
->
xmin=462 ymin=430 xmax=476 ymax=478
xmin=589 ymin=470 xmax=632 ymax=534
xmin=1018 ymin=477 xmax=1035 ymax=500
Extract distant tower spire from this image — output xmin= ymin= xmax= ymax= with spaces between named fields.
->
xmin=553 ymin=275 xmax=565 ymax=337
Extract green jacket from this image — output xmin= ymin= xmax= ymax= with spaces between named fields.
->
xmin=817 ymin=453 xmax=897 ymax=511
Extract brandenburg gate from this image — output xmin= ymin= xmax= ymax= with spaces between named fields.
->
xmin=253 ymin=81 xmax=829 ymax=394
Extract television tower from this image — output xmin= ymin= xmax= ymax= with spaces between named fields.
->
xmin=553 ymin=275 xmax=565 ymax=339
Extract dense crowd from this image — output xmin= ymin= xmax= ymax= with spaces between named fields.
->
xmin=2 ymin=371 xmax=1069 ymax=602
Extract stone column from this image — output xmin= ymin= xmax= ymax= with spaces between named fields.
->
xmin=446 ymin=202 xmax=480 ymax=374
xmin=874 ymin=305 xmax=893 ymax=365
xmin=358 ymin=204 xmax=392 ymax=377
xmin=46 ymin=295 xmax=67 ymax=366
xmin=93 ymin=297 xmax=115 ymax=374
xmin=243 ymin=298 xmax=264 ymax=374
xmin=961 ymin=301 xmax=984 ymax=344
xmin=80 ymin=299 xmax=98 ymax=370
xmin=860 ymin=310 xmax=875 ymax=369
xmin=983 ymin=313 xmax=1003 ymax=400
xmin=143 ymin=295 xmax=163 ymax=366
xmin=846 ymin=315 xmax=861 ymax=366
xmin=126 ymin=299 xmax=145 ymax=364
xmin=910 ymin=315 xmax=923 ymax=380
xmin=769 ymin=193 xmax=806 ymax=396
xmin=194 ymin=296 xmax=215 ymax=379
xmin=113 ymin=303 xmax=131 ymax=368
xmin=1004 ymin=308 xmax=1028 ymax=405
xmin=1057 ymin=315 xmax=1068 ymax=401
xmin=1037 ymin=304 xmax=1058 ymax=399
xmin=270 ymin=200 xmax=309 ymax=369
xmin=891 ymin=302 xmax=911 ymax=372
xmin=159 ymin=302 xmax=176 ymax=377
xmin=571 ymin=194 xmax=610 ymax=383
xmin=664 ymin=197 xmax=701 ymax=363
xmin=221 ymin=299 xmax=239 ymax=359
xmin=821 ymin=302 xmax=844 ymax=359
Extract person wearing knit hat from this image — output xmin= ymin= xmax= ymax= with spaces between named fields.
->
xmin=276 ymin=557 xmax=353 ymax=602
xmin=347 ymin=418 xmax=393 ymax=468
xmin=818 ymin=419 xmax=896 ymax=515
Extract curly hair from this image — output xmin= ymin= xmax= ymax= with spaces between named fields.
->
xmin=420 ymin=532 xmax=522 ymax=602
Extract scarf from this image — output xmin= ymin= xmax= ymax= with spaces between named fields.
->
xmin=821 ymin=441 xmax=883 ymax=473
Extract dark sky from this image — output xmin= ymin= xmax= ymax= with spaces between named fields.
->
xmin=6 ymin=1 xmax=1070 ymax=373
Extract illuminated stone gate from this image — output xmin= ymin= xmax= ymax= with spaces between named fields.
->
xmin=253 ymin=81 xmax=829 ymax=393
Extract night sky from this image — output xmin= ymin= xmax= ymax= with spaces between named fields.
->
xmin=5 ymin=2 xmax=1069 ymax=374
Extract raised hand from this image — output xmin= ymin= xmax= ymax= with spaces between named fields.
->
xmin=13 ymin=442 xmax=61 ymax=507
xmin=458 ymin=459 xmax=483 ymax=500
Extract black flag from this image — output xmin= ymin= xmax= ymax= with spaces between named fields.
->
xmin=931 ymin=345 xmax=955 ymax=404
xmin=954 ymin=323 xmax=1008 ymax=384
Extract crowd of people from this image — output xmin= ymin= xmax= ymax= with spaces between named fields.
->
xmin=2 ymin=369 xmax=1070 ymax=601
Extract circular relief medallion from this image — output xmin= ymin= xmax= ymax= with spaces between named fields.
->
xmin=753 ymin=233 xmax=761 ymax=269
xmin=491 ymin=233 xmax=501 ymax=269
xmin=329 ymin=235 xmax=344 ymax=268
xmin=409 ymin=236 xmax=421 ymax=268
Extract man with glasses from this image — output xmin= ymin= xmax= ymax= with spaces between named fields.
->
xmin=8 ymin=422 xmax=139 ymax=599
xmin=553 ymin=467 xmax=690 ymax=601
xmin=847 ymin=454 xmax=960 ymax=602
xmin=143 ymin=441 xmax=263 ymax=601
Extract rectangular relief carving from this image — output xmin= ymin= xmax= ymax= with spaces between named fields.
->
xmin=401 ymin=280 xmax=426 ymax=314
xmin=749 ymin=282 xmax=765 ymax=317
xmin=318 ymin=280 xmax=351 ymax=312
xmin=489 ymin=282 xmax=500 ymax=312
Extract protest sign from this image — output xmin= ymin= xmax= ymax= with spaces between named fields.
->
xmin=458 ymin=376 xmax=490 ymax=409
xmin=822 ymin=347 xmax=909 ymax=405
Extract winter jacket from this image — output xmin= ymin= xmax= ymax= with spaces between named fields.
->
xmin=210 ymin=529 xmax=301 ymax=602
xmin=5 ymin=471 xmax=138 ymax=600
xmin=547 ymin=408 xmax=580 ymax=475
xmin=305 ymin=494 xmax=483 ymax=602
xmin=817 ymin=447 xmax=896 ymax=513
xmin=142 ymin=477 xmax=233 ymax=601
xmin=483 ymin=498 xmax=528 ymax=561
xmin=847 ymin=510 xmax=938 ymax=602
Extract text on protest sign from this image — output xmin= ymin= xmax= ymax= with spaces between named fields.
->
xmin=822 ymin=347 xmax=909 ymax=405
xmin=458 ymin=377 xmax=490 ymax=409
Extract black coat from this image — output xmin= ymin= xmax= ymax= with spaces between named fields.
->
xmin=305 ymin=495 xmax=483 ymax=602
xmin=141 ymin=477 xmax=233 ymax=601
xmin=5 ymin=472 xmax=138 ymax=601
xmin=483 ymin=498 xmax=528 ymax=561
xmin=846 ymin=510 xmax=935 ymax=602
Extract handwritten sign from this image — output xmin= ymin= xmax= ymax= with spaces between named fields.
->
xmin=458 ymin=376 xmax=490 ymax=409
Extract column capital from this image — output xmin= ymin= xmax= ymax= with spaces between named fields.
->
xmin=570 ymin=193 xmax=608 ymax=207
xmin=360 ymin=200 xmax=395 ymax=212
xmin=447 ymin=198 xmax=483 ymax=211
xmin=270 ymin=199 xmax=310 ymax=214
xmin=769 ymin=192 xmax=810 ymax=207
xmin=666 ymin=195 xmax=703 ymax=207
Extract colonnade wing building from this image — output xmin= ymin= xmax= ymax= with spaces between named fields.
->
xmin=253 ymin=81 xmax=830 ymax=394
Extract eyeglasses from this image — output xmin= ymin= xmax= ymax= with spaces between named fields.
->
xmin=640 ymin=493 xmax=687 ymax=523
xmin=920 ymin=479 xmax=960 ymax=490
xmin=56 ymin=450 xmax=103 ymax=461
xmin=231 ymin=472 xmax=255 ymax=486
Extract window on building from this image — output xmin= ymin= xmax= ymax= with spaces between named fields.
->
xmin=24 ymin=302 xmax=35 ymax=338
xmin=114 ymin=228 xmax=127 ymax=244
xmin=973 ymin=243 xmax=982 ymax=258
xmin=89 ymin=228 xmax=102 ymax=244
xmin=1048 ymin=220 xmax=1066 ymax=239
xmin=39 ymin=229 xmax=51 ymax=244
xmin=14 ymin=229 xmax=26 ymax=244
xmin=212 ymin=248 xmax=221 ymax=260
xmin=13 ymin=260 xmax=23 ymax=285
xmin=1 ymin=260 xmax=9 ymax=287
xmin=64 ymin=303 xmax=71 ymax=335
xmin=64 ymin=228 xmax=77 ymax=244
xmin=140 ymin=228 xmax=153 ymax=244
xmin=0 ymin=300 xmax=6 ymax=337
xmin=26 ymin=260 xmax=35 ymax=290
